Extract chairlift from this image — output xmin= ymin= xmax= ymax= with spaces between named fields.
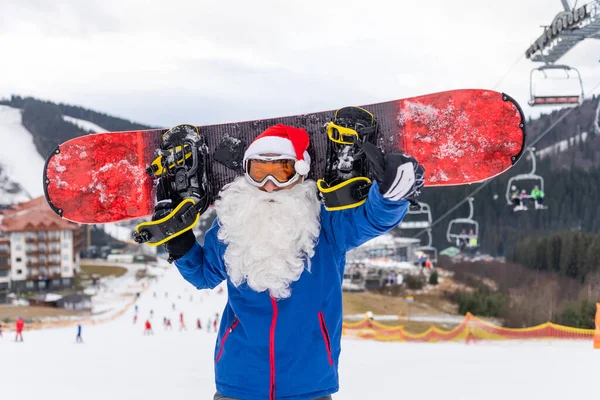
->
xmin=416 ymin=229 xmax=438 ymax=265
xmin=398 ymin=202 xmax=432 ymax=229
xmin=505 ymin=148 xmax=546 ymax=211
xmin=446 ymin=198 xmax=479 ymax=249
xmin=529 ymin=64 xmax=584 ymax=107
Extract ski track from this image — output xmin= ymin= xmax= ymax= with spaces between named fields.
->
xmin=0 ymin=106 xmax=46 ymax=198
xmin=63 ymin=115 xmax=108 ymax=133
xmin=0 ymin=263 xmax=596 ymax=400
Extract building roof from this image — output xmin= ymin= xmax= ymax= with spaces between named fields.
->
xmin=0 ymin=196 xmax=80 ymax=232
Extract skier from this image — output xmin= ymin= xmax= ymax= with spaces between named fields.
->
xmin=0 ymin=321 xmax=3 ymax=337
xmin=196 ymin=318 xmax=202 ymax=330
xmin=15 ymin=316 xmax=24 ymax=342
xmin=133 ymin=314 xmax=138 ymax=324
xmin=510 ymin=185 xmax=521 ymax=210
xmin=457 ymin=229 xmax=468 ymax=249
xmin=531 ymin=185 xmax=545 ymax=209
xmin=144 ymin=320 xmax=153 ymax=335
xmin=172 ymin=303 xmax=176 ymax=311
xmin=179 ymin=312 xmax=186 ymax=331
xmin=159 ymin=124 xmax=422 ymax=399
xmin=76 ymin=324 xmax=83 ymax=343
xmin=165 ymin=319 xmax=172 ymax=331
xmin=520 ymin=189 xmax=529 ymax=210
xmin=467 ymin=229 xmax=478 ymax=248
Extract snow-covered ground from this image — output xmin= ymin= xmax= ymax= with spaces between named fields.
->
xmin=0 ymin=105 xmax=45 ymax=198
xmin=0 ymin=264 xmax=597 ymax=400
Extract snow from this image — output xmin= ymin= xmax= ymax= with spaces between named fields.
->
xmin=44 ymin=293 xmax=63 ymax=302
xmin=0 ymin=106 xmax=46 ymax=197
xmin=63 ymin=115 xmax=108 ymax=133
xmin=0 ymin=262 xmax=597 ymax=400
xmin=537 ymin=131 xmax=589 ymax=159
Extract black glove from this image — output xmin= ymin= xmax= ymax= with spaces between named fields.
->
xmin=362 ymin=142 xmax=425 ymax=201
xmin=152 ymin=196 xmax=196 ymax=262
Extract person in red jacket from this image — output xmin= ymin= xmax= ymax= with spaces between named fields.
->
xmin=144 ymin=320 xmax=153 ymax=335
xmin=15 ymin=316 xmax=24 ymax=342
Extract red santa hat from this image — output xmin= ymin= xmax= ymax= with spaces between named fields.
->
xmin=243 ymin=124 xmax=311 ymax=176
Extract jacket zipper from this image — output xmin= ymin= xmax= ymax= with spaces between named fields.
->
xmin=318 ymin=311 xmax=334 ymax=366
xmin=215 ymin=317 xmax=239 ymax=362
xmin=269 ymin=297 xmax=279 ymax=400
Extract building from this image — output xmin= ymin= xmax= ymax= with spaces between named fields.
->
xmin=0 ymin=196 xmax=84 ymax=295
xmin=346 ymin=234 xmax=421 ymax=264
xmin=345 ymin=234 xmax=422 ymax=290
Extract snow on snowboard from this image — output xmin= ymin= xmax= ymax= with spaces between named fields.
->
xmin=43 ymin=89 xmax=525 ymax=224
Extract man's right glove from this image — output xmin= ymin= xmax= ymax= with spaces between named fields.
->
xmin=362 ymin=142 xmax=425 ymax=201
xmin=152 ymin=196 xmax=196 ymax=262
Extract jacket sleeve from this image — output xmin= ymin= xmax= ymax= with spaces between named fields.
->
xmin=174 ymin=218 xmax=228 ymax=289
xmin=323 ymin=181 xmax=409 ymax=253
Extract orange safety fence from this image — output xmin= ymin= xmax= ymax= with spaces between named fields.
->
xmin=595 ymin=303 xmax=600 ymax=349
xmin=342 ymin=312 xmax=596 ymax=343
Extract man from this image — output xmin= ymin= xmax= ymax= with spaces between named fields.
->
xmin=162 ymin=124 xmax=423 ymax=400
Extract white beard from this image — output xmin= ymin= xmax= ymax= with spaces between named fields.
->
xmin=214 ymin=177 xmax=321 ymax=299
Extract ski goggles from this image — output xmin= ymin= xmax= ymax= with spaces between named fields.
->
xmin=244 ymin=155 xmax=301 ymax=188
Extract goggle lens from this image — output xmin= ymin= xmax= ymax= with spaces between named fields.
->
xmin=247 ymin=159 xmax=297 ymax=184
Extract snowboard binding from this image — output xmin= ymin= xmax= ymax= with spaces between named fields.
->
xmin=133 ymin=124 xmax=211 ymax=246
xmin=317 ymin=106 xmax=379 ymax=210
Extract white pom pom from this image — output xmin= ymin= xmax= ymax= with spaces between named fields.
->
xmin=295 ymin=159 xmax=310 ymax=176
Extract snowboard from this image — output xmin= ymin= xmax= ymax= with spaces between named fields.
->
xmin=43 ymin=89 xmax=525 ymax=224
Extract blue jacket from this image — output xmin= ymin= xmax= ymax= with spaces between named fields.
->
xmin=175 ymin=182 xmax=408 ymax=400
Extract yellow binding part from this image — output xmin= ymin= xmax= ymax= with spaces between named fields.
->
xmin=135 ymin=198 xmax=200 ymax=246
xmin=149 ymin=144 xmax=193 ymax=176
xmin=316 ymin=177 xmax=372 ymax=211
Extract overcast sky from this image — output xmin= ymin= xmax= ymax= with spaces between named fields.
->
xmin=1 ymin=0 xmax=600 ymax=127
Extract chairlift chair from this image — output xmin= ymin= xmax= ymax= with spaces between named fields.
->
xmin=416 ymin=229 xmax=438 ymax=265
xmin=446 ymin=198 xmax=479 ymax=248
xmin=398 ymin=202 xmax=432 ymax=230
xmin=529 ymin=64 xmax=584 ymax=107
xmin=505 ymin=148 xmax=546 ymax=210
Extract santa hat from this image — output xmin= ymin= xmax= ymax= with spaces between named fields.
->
xmin=243 ymin=124 xmax=311 ymax=176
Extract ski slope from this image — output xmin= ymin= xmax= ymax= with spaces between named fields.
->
xmin=0 ymin=263 xmax=596 ymax=400
xmin=62 ymin=115 xmax=108 ymax=133
xmin=0 ymin=105 xmax=46 ymax=198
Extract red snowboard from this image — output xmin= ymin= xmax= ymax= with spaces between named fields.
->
xmin=44 ymin=89 xmax=525 ymax=224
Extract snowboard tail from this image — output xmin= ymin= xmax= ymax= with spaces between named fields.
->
xmin=44 ymin=89 xmax=525 ymax=224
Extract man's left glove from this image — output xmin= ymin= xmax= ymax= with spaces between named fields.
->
xmin=362 ymin=143 xmax=425 ymax=201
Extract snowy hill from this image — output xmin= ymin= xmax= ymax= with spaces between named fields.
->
xmin=0 ymin=105 xmax=45 ymax=202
